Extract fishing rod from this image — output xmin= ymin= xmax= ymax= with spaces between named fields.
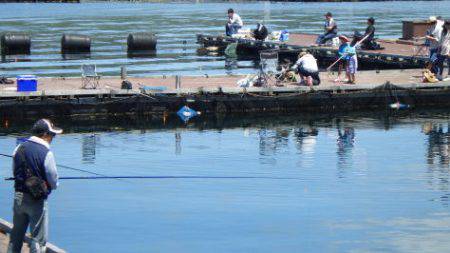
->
xmin=4 ymin=175 xmax=300 ymax=181
xmin=0 ymin=153 xmax=111 ymax=178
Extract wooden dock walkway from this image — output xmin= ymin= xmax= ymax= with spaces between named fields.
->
xmin=0 ymin=69 xmax=441 ymax=95
xmin=0 ymin=219 xmax=65 ymax=253
xmin=1 ymin=69 xmax=450 ymax=119
xmin=197 ymin=33 xmax=428 ymax=69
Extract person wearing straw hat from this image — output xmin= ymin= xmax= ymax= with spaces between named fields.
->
xmin=335 ymin=35 xmax=351 ymax=82
xmin=344 ymin=35 xmax=362 ymax=84
xmin=7 ymin=119 xmax=62 ymax=253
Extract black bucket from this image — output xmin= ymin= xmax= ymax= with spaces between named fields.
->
xmin=127 ymin=33 xmax=157 ymax=52
xmin=61 ymin=34 xmax=91 ymax=54
xmin=1 ymin=33 xmax=31 ymax=55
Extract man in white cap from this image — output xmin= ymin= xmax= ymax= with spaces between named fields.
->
xmin=7 ymin=119 xmax=62 ymax=253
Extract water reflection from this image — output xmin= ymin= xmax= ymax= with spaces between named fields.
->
xmin=423 ymin=123 xmax=450 ymax=167
xmin=62 ymin=53 xmax=91 ymax=61
xmin=81 ymin=134 xmax=98 ymax=164
xmin=423 ymin=122 xmax=450 ymax=206
xmin=224 ymin=57 xmax=238 ymax=75
xmin=293 ymin=126 xmax=318 ymax=154
xmin=258 ymin=128 xmax=290 ymax=157
xmin=175 ymin=132 xmax=182 ymax=155
xmin=1 ymin=54 xmax=31 ymax=63
xmin=337 ymin=127 xmax=356 ymax=176
xmin=127 ymin=50 xmax=157 ymax=59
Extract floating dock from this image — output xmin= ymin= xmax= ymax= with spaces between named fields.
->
xmin=0 ymin=218 xmax=65 ymax=253
xmin=197 ymin=33 xmax=428 ymax=69
xmin=1 ymin=69 xmax=450 ymax=120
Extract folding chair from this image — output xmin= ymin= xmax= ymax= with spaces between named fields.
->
xmin=412 ymin=37 xmax=429 ymax=57
xmin=260 ymin=50 xmax=279 ymax=75
xmin=254 ymin=50 xmax=279 ymax=87
xmin=81 ymin=64 xmax=100 ymax=89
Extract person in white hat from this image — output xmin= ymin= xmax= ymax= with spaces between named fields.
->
xmin=426 ymin=16 xmax=444 ymax=73
xmin=435 ymin=21 xmax=450 ymax=80
xmin=7 ymin=119 xmax=62 ymax=253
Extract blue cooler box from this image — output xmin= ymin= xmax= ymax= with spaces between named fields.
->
xmin=17 ymin=75 xmax=37 ymax=92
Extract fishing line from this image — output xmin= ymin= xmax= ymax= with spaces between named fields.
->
xmin=1 ymin=153 xmax=111 ymax=178
xmin=1 ymin=153 xmax=301 ymax=181
xmin=4 ymin=175 xmax=300 ymax=181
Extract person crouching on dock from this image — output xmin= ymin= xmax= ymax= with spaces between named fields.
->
xmin=292 ymin=52 xmax=321 ymax=86
xmin=226 ymin=8 xmax=243 ymax=36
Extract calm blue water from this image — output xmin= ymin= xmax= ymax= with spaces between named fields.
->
xmin=0 ymin=1 xmax=449 ymax=77
xmin=1 ymin=113 xmax=450 ymax=252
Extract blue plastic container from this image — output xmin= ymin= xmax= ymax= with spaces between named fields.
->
xmin=280 ymin=30 xmax=289 ymax=42
xmin=17 ymin=75 xmax=37 ymax=92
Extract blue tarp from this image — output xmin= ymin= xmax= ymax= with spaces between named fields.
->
xmin=177 ymin=106 xmax=200 ymax=122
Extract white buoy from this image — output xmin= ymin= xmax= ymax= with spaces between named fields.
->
xmin=389 ymin=102 xmax=409 ymax=110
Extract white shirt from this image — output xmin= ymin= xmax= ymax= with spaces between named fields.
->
xmin=439 ymin=32 xmax=450 ymax=56
xmin=430 ymin=21 xmax=444 ymax=49
xmin=293 ymin=54 xmax=319 ymax=72
xmin=229 ymin=13 xmax=243 ymax=27
xmin=12 ymin=136 xmax=59 ymax=190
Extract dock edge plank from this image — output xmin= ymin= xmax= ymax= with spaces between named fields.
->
xmin=0 ymin=218 xmax=66 ymax=253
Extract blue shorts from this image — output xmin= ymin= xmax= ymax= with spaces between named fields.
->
xmin=346 ymin=56 xmax=358 ymax=74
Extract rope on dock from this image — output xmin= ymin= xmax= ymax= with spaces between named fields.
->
xmin=245 ymin=90 xmax=311 ymax=98
xmin=95 ymin=92 xmax=158 ymax=105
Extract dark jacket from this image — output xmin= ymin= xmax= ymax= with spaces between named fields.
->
xmin=13 ymin=140 xmax=51 ymax=194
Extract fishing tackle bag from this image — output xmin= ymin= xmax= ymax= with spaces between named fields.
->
xmin=17 ymin=146 xmax=49 ymax=200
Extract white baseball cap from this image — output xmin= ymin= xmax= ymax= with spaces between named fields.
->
xmin=31 ymin=119 xmax=63 ymax=135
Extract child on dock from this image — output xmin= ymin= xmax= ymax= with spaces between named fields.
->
xmin=334 ymin=35 xmax=357 ymax=84
xmin=335 ymin=35 xmax=350 ymax=82
xmin=345 ymin=37 xmax=358 ymax=84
